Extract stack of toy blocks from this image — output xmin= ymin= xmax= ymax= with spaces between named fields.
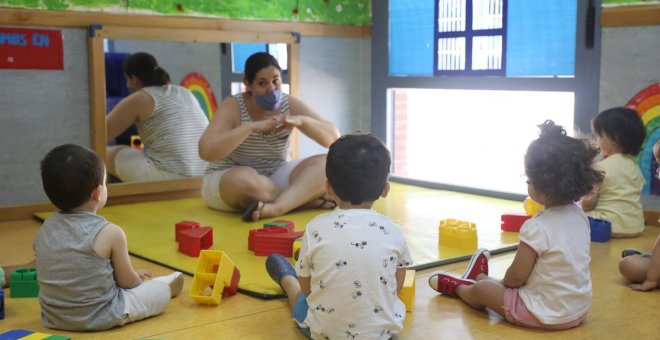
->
xmin=397 ymin=269 xmax=416 ymax=312
xmin=248 ymin=220 xmax=303 ymax=257
xmin=175 ymin=220 xmax=213 ymax=257
xmin=438 ymin=219 xmax=478 ymax=252
xmin=0 ymin=329 xmax=71 ymax=339
xmin=10 ymin=268 xmax=39 ymax=298
xmin=588 ymin=217 xmax=612 ymax=243
xmin=190 ymin=250 xmax=240 ymax=305
xmin=501 ymin=212 xmax=532 ymax=232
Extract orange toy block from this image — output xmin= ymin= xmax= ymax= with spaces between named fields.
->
xmin=397 ymin=269 xmax=416 ymax=312
xmin=438 ymin=219 xmax=478 ymax=251
xmin=178 ymin=226 xmax=213 ymax=257
xmin=501 ymin=212 xmax=531 ymax=232
xmin=190 ymin=250 xmax=241 ymax=305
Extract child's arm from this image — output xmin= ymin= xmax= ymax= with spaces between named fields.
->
xmin=94 ymin=223 xmax=145 ymax=289
xmin=580 ymin=183 xmax=600 ymax=212
xmin=395 ymin=267 xmax=407 ymax=294
xmin=629 ymin=234 xmax=660 ymax=291
xmin=502 ymin=241 xmax=537 ymax=288
xmin=299 ymin=276 xmax=311 ymax=296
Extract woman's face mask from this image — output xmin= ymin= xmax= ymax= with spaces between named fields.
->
xmin=254 ymin=89 xmax=283 ymax=111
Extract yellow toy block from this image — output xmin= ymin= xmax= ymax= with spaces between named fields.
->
xmin=397 ymin=269 xmax=416 ymax=312
xmin=190 ymin=250 xmax=240 ymax=305
xmin=438 ymin=219 xmax=477 ymax=251
xmin=523 ymin=196 xmax=545 ymax=216
xmin=292 ymin=237 xmax=302 ymax=261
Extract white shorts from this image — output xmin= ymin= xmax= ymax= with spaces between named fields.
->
xmin=201 ymin=159 xmax=304 ymax=212
xmin=115 ymin=147 xmax=184 ymax=182
xmin=119 ymin=279 xmax=170 ymax=326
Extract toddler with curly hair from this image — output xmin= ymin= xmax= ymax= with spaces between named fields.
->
xmin=428 ymin=120 xmax=603 ymax=330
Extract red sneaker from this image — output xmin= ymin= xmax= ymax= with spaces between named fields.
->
xmin=461 ymin=248 xmax=490 ymax=280
xmin=428 ymin=272 xmax=474 ymax=297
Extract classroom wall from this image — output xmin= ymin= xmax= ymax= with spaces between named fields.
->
xmin=0 ymin=26 xmax=89 ymax=206
xmin=598 ymin=25 xmax=660 ymax=110
xmin=297 ymin=36 xmax=371 ymax=157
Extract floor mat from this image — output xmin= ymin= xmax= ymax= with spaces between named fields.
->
xmin=36 ymin=182 xmax=522 ymax=298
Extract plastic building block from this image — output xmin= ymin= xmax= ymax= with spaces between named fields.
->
xmin=10 ymin=268 xmax=39 ymax=298
xmin=588 ymin=217 xmax=611 ymax=243
xmin=264 ymin=219 xmax=295 ymax=230
xmin=21 ymin=333 xmax=58 ymax=340
xmin=292 ymin=236 xmax=303 ymax=261
xmin=178 ymin=226 xmax=213 ymax=257
xmin=175 ymin=220 xmax=200 ymax=242
xmin=0 ymin=289 xmax=4 ymax=319
xmin=42 ymin=336 xmax=72 ymax=340
xmin=501 ymin=212 xmax=532 ymax=232
xmin=397 ymin=269 xmax=416 ymax=312
xmin=523 ymin=197 xmax=545 ymax=217
xmin=0 ymin=330 xmax=33 ymax=340
xmin=248 ymin=225 xmax=304 ymax=257
xmin=438 ymin=219 xmax=478 ymax=252
xmin=190 ymin=250 xmax=241 ymax=305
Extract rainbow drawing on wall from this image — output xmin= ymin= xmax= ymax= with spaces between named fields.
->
xmin=180 ymin=72 xmax=218 ymax=120
xmin=629 ymin=82 xmax=660 ymax=195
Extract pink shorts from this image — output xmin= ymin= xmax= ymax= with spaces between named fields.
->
xmin=503 ymin=288 xmax=586 ymax=330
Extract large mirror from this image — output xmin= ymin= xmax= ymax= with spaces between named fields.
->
xmin=88 ymin=26 xmax=299 ymax=202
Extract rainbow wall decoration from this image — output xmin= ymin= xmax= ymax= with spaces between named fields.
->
xmin=180 ymin=72 xmax=218 ymax=121
xmin=629 ymin=82 xmax=660 ymax=195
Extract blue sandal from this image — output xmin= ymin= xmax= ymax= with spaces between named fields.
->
xmin=265 ymin=253 xmax=298 ymax=288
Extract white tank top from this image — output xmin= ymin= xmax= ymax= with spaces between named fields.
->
xmin=139 ymin=85 xmax=209 ymax=177
xmin=206 ymin=92 xmax=291 ymax=176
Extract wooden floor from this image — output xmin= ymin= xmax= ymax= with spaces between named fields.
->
xmin=2 ymin=219 xmax=660 ymax=339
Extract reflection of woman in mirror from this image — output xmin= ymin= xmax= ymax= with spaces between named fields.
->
xmin=106 ymin=52 xmax=209 ymax=182
xmin=199 ymin=52 xmax=340 ymax=221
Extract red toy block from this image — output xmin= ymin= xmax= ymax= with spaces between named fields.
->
xmin=175 ymin=220 xmax=200 ymax=242
xmin=248 ymin=226 xmax=304 ymax=257
xmin=178 ymin=226 xmax=213 ymax=257
xmin=501 ymin=212 xmax=532 ymax=232
xmin=223 ymin=267 xmax=241 ymax=297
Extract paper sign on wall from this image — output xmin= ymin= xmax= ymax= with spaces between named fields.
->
xmin=0 ymin=27 xmax=64 ymax=70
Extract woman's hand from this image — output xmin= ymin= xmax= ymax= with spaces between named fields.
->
xmin=250 ymin=116 xmax=282 ymax=134
xmin=283 ymin=115 xmax=307 ymax=128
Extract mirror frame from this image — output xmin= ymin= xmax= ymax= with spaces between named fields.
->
xmin=88 ymin=25 xmax=300 ymax=201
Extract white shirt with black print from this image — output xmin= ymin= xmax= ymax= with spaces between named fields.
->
xmin=297 ymin=208 xmax=413 ymax=339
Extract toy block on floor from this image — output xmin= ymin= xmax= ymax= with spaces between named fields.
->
xmin=501 ymin=212 xmax=532 ymax=232
xmin=0 ymin=289 xmax=4 ymax=319
xmin=398 ymin=269 xmax=416 ymax=312
xmin=10 ymin=268 xmax=39 ymax=298
xmin=588 ymin=217 xmax=611 ymax=243
xmin=292 ymin=236 xmax=303 ymax=261
xmin=248 ymin=225 xmax=304 ymax=257
xmin=175 ymin=220 xmax=200 ymax=242
xmin=523 ymin=196 xmax=544 ymax=216
xmin=263 ymin=219 xmax=295 ymax=230
xmin=178 ymin=226 xmax=213 ymax=257
xmin=0 ymin=329 xmax=33 ymax=340
xmin=190 ymin=250 xmax=241 ymax=305
xmin=439 ymin=219 xmax=477 ymax=252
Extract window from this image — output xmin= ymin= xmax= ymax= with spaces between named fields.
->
xmin=374 ymin=0 xmax=599 ymax=197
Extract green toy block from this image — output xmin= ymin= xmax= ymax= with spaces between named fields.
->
xmin=263 ymin=221 xmax=288 ymax=229
xmin=43 ymin=336 xmax=72 ymax=340
xmin=10 ymin=268 xmax=39 ymax=298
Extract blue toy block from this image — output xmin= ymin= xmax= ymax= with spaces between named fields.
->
xmin=0 ymin=329 xmax=33 ymax=340
xmin=10 ymin=268 xmax=39 ymax=298
xmin=0 ymin=289 xmax=4 ymax=319
xmin=588 ymin=217 xmax=611 ymax=243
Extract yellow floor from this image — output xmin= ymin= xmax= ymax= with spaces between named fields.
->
xmin=2 ymin=219 xmax=660 ymax=339
xmin=35 ymin=182 xmax=522 ymax=296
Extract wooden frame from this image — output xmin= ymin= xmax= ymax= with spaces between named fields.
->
xmin=601 ymin=4 xmax=660 ymax=27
